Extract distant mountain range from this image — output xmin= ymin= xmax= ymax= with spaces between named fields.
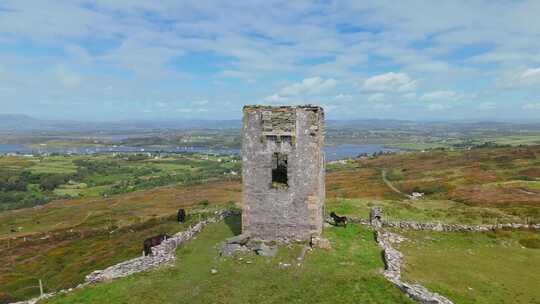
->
xmin=1 ymin=114 xmax=540 ymax=133
xmin=0 ymin=114 xmax=241 ymax=132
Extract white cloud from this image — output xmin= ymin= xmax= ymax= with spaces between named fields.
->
xmin=333 ymin=93 xmax=357 ymax=103
xmin=1 ymin=1 xmax=540 ymax=119
xmin=279 ymin=77 xmax=337 ymax=96
xmin=219 ymin=70 xmax=256 ymax=83
xmin=194 ymin=99 xmax=209 ymax=106
xmin=402 ymin=92 xmax=417 ymax=100
xmin=264 ymin=77 xmax=337 ymax=102
xmin=478 ymin=102 xmax=496 ymax=110
xmin=367 ymin=93 xmax=386 ymax=102
xmin=522 ymin=103 xmax=540 ymax=110
xmin=263 ymin=94 xmax=280 ymax=103
xmin=54 ymin=67 xmax=83 ymax=87
xmin=361 ymin=72 xmax=417 ymax=92
xmin=372 ymin=103 xmax=392 ymax=110
xmin=520 ymin=68 xmax=540 ymax=83
xmin=499 ymin=67 xmax=540 ymax=88
xmin=333 ymin=93 xmax=353 ymax=101
xmin=420 ymin=90 xmax=462 ymax=102
xmin=427 ymin=103 xmax=452 ymax=111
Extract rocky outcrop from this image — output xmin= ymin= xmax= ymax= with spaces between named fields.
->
xmin=219 ymin=234 xmax=278 ymax=257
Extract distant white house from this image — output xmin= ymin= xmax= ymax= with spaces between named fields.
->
xmin=407 ymin=192 xmax=424 ymax=199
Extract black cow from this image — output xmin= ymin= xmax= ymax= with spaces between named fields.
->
xmin=177 ymin=208 xmax=186 ymax=223
xmin=330 ymin=212 xmax=348 ymax=227
xmin=143 ymin=234 xmax=171 ymax=256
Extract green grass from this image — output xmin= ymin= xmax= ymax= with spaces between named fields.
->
xmin=53 ymin=188 xmax=81 ymax=198
xmin=326 ymin=198 xmax=532 ymax=224
xmin=45 ymin=217 xmax=413 ymax=304
xmin=396 ymin=230 xmax=540 ymax=304
xmin=28 ymin=157 xmax=78 ymax=174
xmin=385 ymin=142 xmax=449 ymax=151
xmin=486 ymin=135 xmax=540 ymax=146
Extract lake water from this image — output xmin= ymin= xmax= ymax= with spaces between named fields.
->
xmin=0 ymin=143 xmax=399 ymax=161
xmin=0 ymin=144 xmax=32 ymax=154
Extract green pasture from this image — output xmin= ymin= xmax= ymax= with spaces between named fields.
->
xmin=326 ymin=198 xmax=540 ymax=224
xmin=397 ymin=230 xmax=540 ymax=304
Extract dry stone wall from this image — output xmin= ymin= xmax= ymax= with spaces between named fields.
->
xmin=375 ymin=230 xmax=454 ymax=304
xmin=86 ymin=210 xmax=237 ymax=283
xmin=382 ymin=221 xmax=540 ymax=232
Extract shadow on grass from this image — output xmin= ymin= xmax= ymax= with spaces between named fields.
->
xmin=224 ymin=214 xmax=242 ymax=236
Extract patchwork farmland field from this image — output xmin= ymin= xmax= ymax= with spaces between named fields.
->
xmin=0 ymin=153 xmax=241 ymax=211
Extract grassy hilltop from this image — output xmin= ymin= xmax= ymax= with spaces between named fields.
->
xmin=1 ymin=145 xmax=539 ymax=303
xmin=45 ymin=216 xmax=414 ymax=304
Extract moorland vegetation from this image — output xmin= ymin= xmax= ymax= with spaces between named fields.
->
xmin=1 ymin=145 xmax=539 ymax=303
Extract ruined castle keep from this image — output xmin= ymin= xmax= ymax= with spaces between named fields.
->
xmin=242 ymin=105 xmax=325 ymax=241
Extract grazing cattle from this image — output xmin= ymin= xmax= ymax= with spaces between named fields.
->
xmin=143 ymin=234 xmax=171 ymax=256
xmin=177 ymin=208 xmax=186 ymax=223
xmin=330 ymin=212 xmax=348 ymax=227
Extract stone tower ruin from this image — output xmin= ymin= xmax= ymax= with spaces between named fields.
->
xmin=242 ymin=105 xmax=325 ymax=241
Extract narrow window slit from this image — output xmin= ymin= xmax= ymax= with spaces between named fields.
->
xmin=272 ymin=152 xmax=288 ymax=188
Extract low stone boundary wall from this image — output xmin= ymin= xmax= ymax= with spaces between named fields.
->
xmin=348 ymin=217 xmax=540 ymax=232
xmin=375 ymin=230 xmax=453 ymax=304
xmin=382 ymin=221 xmax=540 ymax=232
xmin=11 ymin=210 xmax=238 ymax=304
xmin=86 ymin=209 xmax=237 ymax=283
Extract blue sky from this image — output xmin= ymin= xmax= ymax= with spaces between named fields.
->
xmin=0 ymin=1 xmax=539 ymax=121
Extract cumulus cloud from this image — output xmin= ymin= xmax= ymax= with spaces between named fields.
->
xmin=478 ymin=102 xmax=496 ymax=110
xmin=372 ymin=103 xmax=392 ymax=110
xmin=499 ymin=67 xmax=540 ymax=88
xmin=522 ymin=103 xmax=540 ymax=110
xmin=333 ymin=93 xmax=354 ymax=102
xmin=519 ymin=68 xmax=540 ymax=84
xmin=367 ymin=93 xmax=386 ymax=102
xmin=54 ymin=66 xmax=83 ymax=87
xmin=420 ymin=90 xmax=462 ymax=102
xmin=219 ymin=70 xmax=256 ymax=83
xmin=1 ymin=1 xmax=540 ymax=119
xmin=264 ymin=77 xmax=337 ymax=102
xmin=427 ymin=103 xmax=452 ymax=111
xmin=361 ymin=72 xmax=417 ymax=92
xmin=402 ymin=92 xmax=417 ymax=99
xmin=280 ymin=77 xmax=337 ymax=96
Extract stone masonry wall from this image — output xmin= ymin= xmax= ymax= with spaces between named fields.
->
xmin=242 ymin=105 xmax=325 ymax=241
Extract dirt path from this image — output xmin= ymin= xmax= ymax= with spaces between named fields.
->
xmin=381 ymin=169 xmax=404 ymax=195
xmin=517 ymin=188 xmax=540 ymax=196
